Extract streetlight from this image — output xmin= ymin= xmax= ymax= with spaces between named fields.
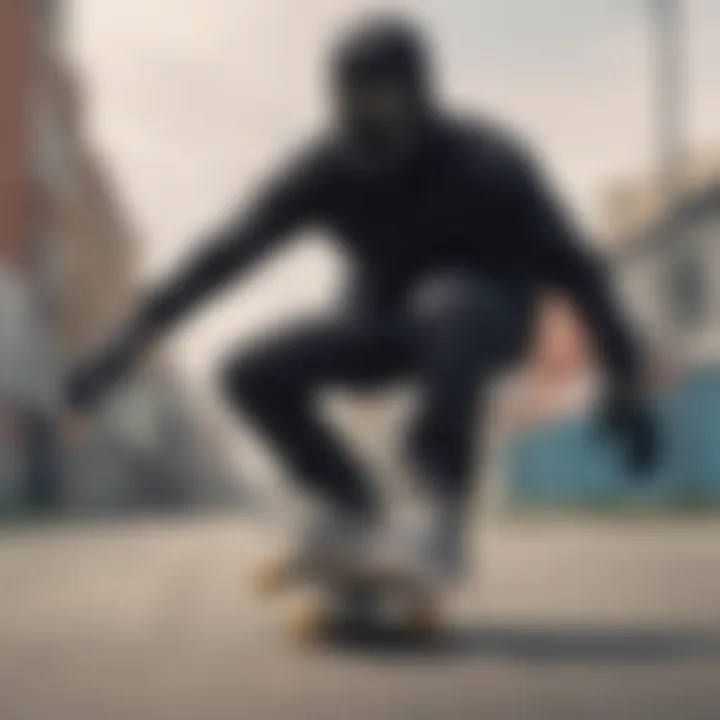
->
xmin=650 ymin=0 xmax=685 ymax=211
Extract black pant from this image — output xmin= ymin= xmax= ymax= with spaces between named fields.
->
xmin=222 ymin=274 xmax=528 ymax=518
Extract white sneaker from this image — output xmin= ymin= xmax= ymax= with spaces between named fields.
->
xmin=291 ymin=506 xmax=376 ymax=576
xmin=377 ymin=493 xmax=465 ymax=590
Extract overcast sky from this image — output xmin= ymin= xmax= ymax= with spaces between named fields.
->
xmin=67 ymin=0 xmax=720 ymax=395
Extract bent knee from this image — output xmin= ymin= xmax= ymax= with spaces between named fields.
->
xmin=219 ymin=345 xmax=306 ymax=411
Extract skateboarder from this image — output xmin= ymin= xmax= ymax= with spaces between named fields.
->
xmin=68 ymin=16 xmax=659 ymax=588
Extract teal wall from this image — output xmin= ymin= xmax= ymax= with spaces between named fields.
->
xmin=507 ymin=366 xmax=720 ymax=507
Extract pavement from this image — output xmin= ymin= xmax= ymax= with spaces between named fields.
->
xmin=1 ymin=513 xmax=720 ymax=719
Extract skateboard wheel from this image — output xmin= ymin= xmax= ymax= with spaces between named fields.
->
xmin=252 ymin=557 xmax=293 ymax=596
xmin=406 ymin=600 xmax=442 ymax=641
xmin=286 ymin=598 xmax=328 ymax=645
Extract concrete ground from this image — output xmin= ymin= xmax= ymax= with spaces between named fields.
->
xmin=1 ymin=514 xmax=719 ymax=720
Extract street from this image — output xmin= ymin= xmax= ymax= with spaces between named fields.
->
xmin=1 ymin=514 xmax=719 ymax=719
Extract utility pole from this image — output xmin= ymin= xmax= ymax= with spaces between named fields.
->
xmin=651 ymin=0 xmax=685 ymax=212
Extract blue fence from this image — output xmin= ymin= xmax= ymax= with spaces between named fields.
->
xmin=507 ymin=365 xmax=720 ymax=506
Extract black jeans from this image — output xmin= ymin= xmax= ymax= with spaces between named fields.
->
xmin=222 ymin=274 xmax=528 ymax=518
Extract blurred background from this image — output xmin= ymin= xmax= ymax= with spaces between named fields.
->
xmin=1 ymin=1 xmax=720 ymax=718
xmin=2 ymin=0 xmax=720 ymax=516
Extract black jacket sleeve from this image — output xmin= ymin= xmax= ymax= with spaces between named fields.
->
xmin=131 ymin=147 xmax=330 ymax=343
xmin=507 ymin=147 xmax=642 ymax=385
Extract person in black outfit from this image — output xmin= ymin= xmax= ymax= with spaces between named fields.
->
xmin=69 ymin=16 xmax=658 ymax=584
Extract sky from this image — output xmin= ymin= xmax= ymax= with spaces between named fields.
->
xmin=67 ymin=0 xmax=720 ymax=399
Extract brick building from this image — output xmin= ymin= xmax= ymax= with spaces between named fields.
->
xmin=0 ymin=0 xmax=134 ymax=507
xmin=0 ymin=0 xmax=32 ymax=267
xmin=0 ymin=1 xmax=236 ymax=512
xmin=0 ymin=0 xmax=59 ymax=506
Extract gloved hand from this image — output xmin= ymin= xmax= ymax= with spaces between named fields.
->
xmin=597 ymin=385 xmax=662 ymax=479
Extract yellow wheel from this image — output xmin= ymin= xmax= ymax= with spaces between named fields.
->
xmin=252 ymin=556 xmax=294 ymax=596
xmin=405 ymin=598 xmax=443 ymax=642
xmin=286 ymin=596 xmax=329 ymax=646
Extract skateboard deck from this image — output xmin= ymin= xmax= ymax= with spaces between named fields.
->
xmin=253 ymin=554 xmax=444 ymax=646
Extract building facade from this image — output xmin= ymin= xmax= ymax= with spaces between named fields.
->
xmin=0 ymin=0 xmax=60 ymax=506
xmin=507 ymin=164 xmax=720 ymax=507
xmin=0 ymin=0 xmax=236 ymax=512
xmin=615 ymin=183 xmax=720 ymax=369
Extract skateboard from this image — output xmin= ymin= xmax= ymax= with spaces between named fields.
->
xmin=253 ymin=553 xmax=444 ymax=646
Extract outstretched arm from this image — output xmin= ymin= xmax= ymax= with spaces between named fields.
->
xmin=133 ymin=152 xmax=329 ymax=344
xmin=508 ymin=149 xmax=641 ymax=387
xmin=506 ymin=146 xmax=659 ymax=475
xmin=68 ymin=147 xmax=329 ymax=407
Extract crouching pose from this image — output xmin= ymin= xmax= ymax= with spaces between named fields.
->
xmin=68 ymin=17 xmax=658 ymax=588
